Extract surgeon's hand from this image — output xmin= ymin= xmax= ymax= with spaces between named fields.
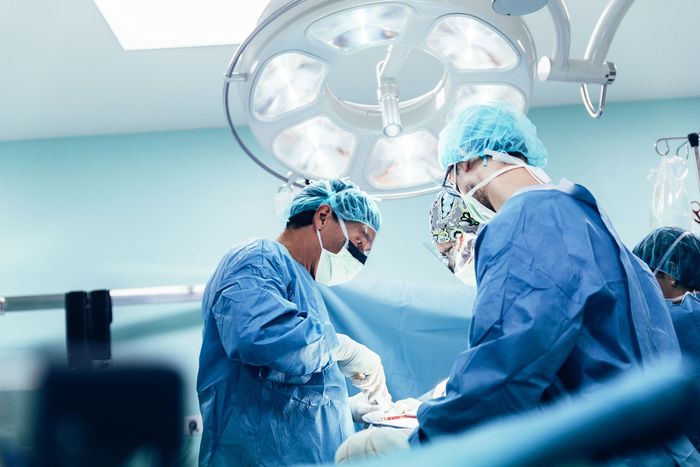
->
xmin=348 ymin=392 xmax=381 ymax=423
xmin=391 ymin=398 xmax=422 ymax=415
xmin=351 ymin=367 xmax=392 ymax=411
xmin=334 ymin=334 xmax=393 ymax=410
xmin=432 ymin=378 xmax=448 ymax=399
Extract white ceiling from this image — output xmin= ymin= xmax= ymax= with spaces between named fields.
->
xmin=1 ymin=0 xmax=699 ymax=142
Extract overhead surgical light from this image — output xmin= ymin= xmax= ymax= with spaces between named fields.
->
xmin=224 ymin=0 xmax=635 ymax=198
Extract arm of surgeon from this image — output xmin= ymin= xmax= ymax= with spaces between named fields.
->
xmin=212 ymin=262 xmax=336 ymax=381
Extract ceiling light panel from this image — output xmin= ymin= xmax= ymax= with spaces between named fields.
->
xmin=94 ymin=0 xmax=268 ymax=50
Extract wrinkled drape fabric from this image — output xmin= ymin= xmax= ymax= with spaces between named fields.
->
xmin=197 ymin=239 xmax=353 ymax=467
xmin=411 ymin=182 xmax=690 ymax=464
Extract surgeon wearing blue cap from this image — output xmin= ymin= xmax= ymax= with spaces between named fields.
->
xmin=197 ymin=179 xmax=392 ymax=467
xmin=634 ymin=227 xmax=700 ymax=450
xmin=634 ymin=227 xmax=700 ymax=365
xmin=416 ymin=104 xmax=697 ymax=463
xmin=634 ymin=227 xmax=700 ymax=304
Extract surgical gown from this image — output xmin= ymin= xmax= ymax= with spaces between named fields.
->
xmin=411 ymin=181 xmax=691 ymax=463
xmin=197 ymin=239 xmax=353 ymax=467
xmin=668 ymin=293 xmax=700 ymax=449
xmin=668 ymin=293 xmax=700 ymax=365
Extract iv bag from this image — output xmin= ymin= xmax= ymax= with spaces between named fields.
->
xmin=274 ymin=182 xmax=301 ymax=230
xmin=649 ymin=154 xmax=697 ymax=231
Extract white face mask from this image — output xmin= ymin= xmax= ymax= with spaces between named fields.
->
xmin=425 ymin=232 xmax=477 ymax=287
xmin=457 ymin=150 xmax=550 ymax=225
xmin=667 ymin=292 xmax=691 ymax=304
xmin=315 ymin=217 xmax=367 ymax=286
xmin=458 ymin=164 xmax=520 ymax=225
xmin=454 ymin=260 xmax=477 ymax=287
xmin=446 ymin=232 xmax=477 ymax=287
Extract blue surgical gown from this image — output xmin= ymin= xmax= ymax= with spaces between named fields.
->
xmin=411 ymin=182 xmax=688 ymax=463
xmin=197 ymin=239 xmax=353 ymax=467
xmin=668 ymin=293 xmax=700 ymax=365
xmin=668 ymin=293 xmax=700 ymax=449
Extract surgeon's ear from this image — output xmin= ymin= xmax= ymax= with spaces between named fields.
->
xmin=457 ymin=160 xmax=471 ymax=174
xmin=314 ymin=205 xmax=332 ymax=230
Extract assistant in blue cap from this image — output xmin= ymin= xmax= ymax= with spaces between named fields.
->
xmin=633 ymin=227 xmax=700 ymax=299
xmin=197 ymin=178 xmax=390 ymax=466
xmin=633 ymin=227 xmax=700 ymax=451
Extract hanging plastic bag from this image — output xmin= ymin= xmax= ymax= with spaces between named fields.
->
xmin=649 ymin=154 xmax=694 ymax=230
xmin=274 ymin=181 xmax=302 ymax=231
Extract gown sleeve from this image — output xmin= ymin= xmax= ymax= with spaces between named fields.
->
xmin=211 ymin=254 xmax=335 ymax=378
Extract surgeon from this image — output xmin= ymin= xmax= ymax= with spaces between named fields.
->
xmin=633 ymin=227 xmax=700 ymax=360
xmin=197 ymin=179 xmax=392 ymax=467
xmin=634 ymin=227 xmax=700 ymax=303
xmin=634 ymin=227 xmax=700 ymax=451
xmin=414 ymin=104 xmax=697 ymax=463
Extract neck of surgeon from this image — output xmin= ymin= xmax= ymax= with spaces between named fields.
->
xmin=278 ymin=225 xmax=320 ymax=277
xmin=456 ymin=157 xmax=544 ymax=212
xmin=656 ymin=272 xmax=697 ymax=302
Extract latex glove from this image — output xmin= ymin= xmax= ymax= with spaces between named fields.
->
xmin=349 ymin=392 xmax=381 ymax=423
xmin=334 ymin=334 xmax=392 ymax=410
xmin=391 ymin=398 xmax=422 ymax=415
xmin=351 ymin=370 xmax=392 ymax=411
xmin=432 ymin=378 xmax=448 ymax=399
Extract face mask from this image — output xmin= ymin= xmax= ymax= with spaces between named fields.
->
xmin=315 ymin=217 xmax=367 ymax=286
xmin=458 ymin=164 xmax=522 ymax=224
xmin=667 ymin=292 xmax=691 ymax=305
xmin=452 ymin=240 xmax=477 ymax=287
xmin=454 ymin=263 xmax=477 ymax=287
xmin=453 ymin=150 xmax=551 ymax=225
xmin=425 ymin=232 xmax=477 ymax=287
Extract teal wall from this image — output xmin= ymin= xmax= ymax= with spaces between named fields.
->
xmin=532 ymin=98 xmax=700 ymax=244
xmin=1 ymin=97 xmax=699 ymax=461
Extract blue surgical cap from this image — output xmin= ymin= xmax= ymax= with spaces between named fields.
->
xmin=438 ymin=103 xmax=549 ymax=171
xmin=288 ymin=179 xmax=382 ymax=232
xmin=633 ymin=227 xmax=700 ymax=290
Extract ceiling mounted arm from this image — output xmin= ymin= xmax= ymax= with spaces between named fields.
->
xmin=537 ymin=0 xmax=635 ymax=118
xmin=223 ymin=0 xmax=538 ymax=199
xmin=376 ymin=44 xmax=413 ymax=138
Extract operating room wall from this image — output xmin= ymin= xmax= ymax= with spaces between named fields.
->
xmin=532 ymin=97 xmax=700 ymax=243
xmin=0 ymin=96 xmax=699 ymax=459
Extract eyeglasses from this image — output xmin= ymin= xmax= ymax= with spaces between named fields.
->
xmin=441 ymin=164 xmax=462 ymax=197
xmin=441 ymin=158 xmax=482 ymax=197
xmin=423 ymin=240 xmax=454 ymax=272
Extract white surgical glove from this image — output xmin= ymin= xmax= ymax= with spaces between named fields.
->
xmin=391 ymin=398 xmax=422 ymax=415
xmin=348 ymin=392 xmax=381 ymax=423
xmin=334 ymin=334 xmax=392 ymax=410
xmin=432 ymin=378 xmax=448 ymax=399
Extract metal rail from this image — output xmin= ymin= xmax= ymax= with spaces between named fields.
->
xmin=0 ymin=285 xmax=205 ymax=314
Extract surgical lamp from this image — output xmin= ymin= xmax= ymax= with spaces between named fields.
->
xmin=224 ymin=0 xmax=635 ymax=198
